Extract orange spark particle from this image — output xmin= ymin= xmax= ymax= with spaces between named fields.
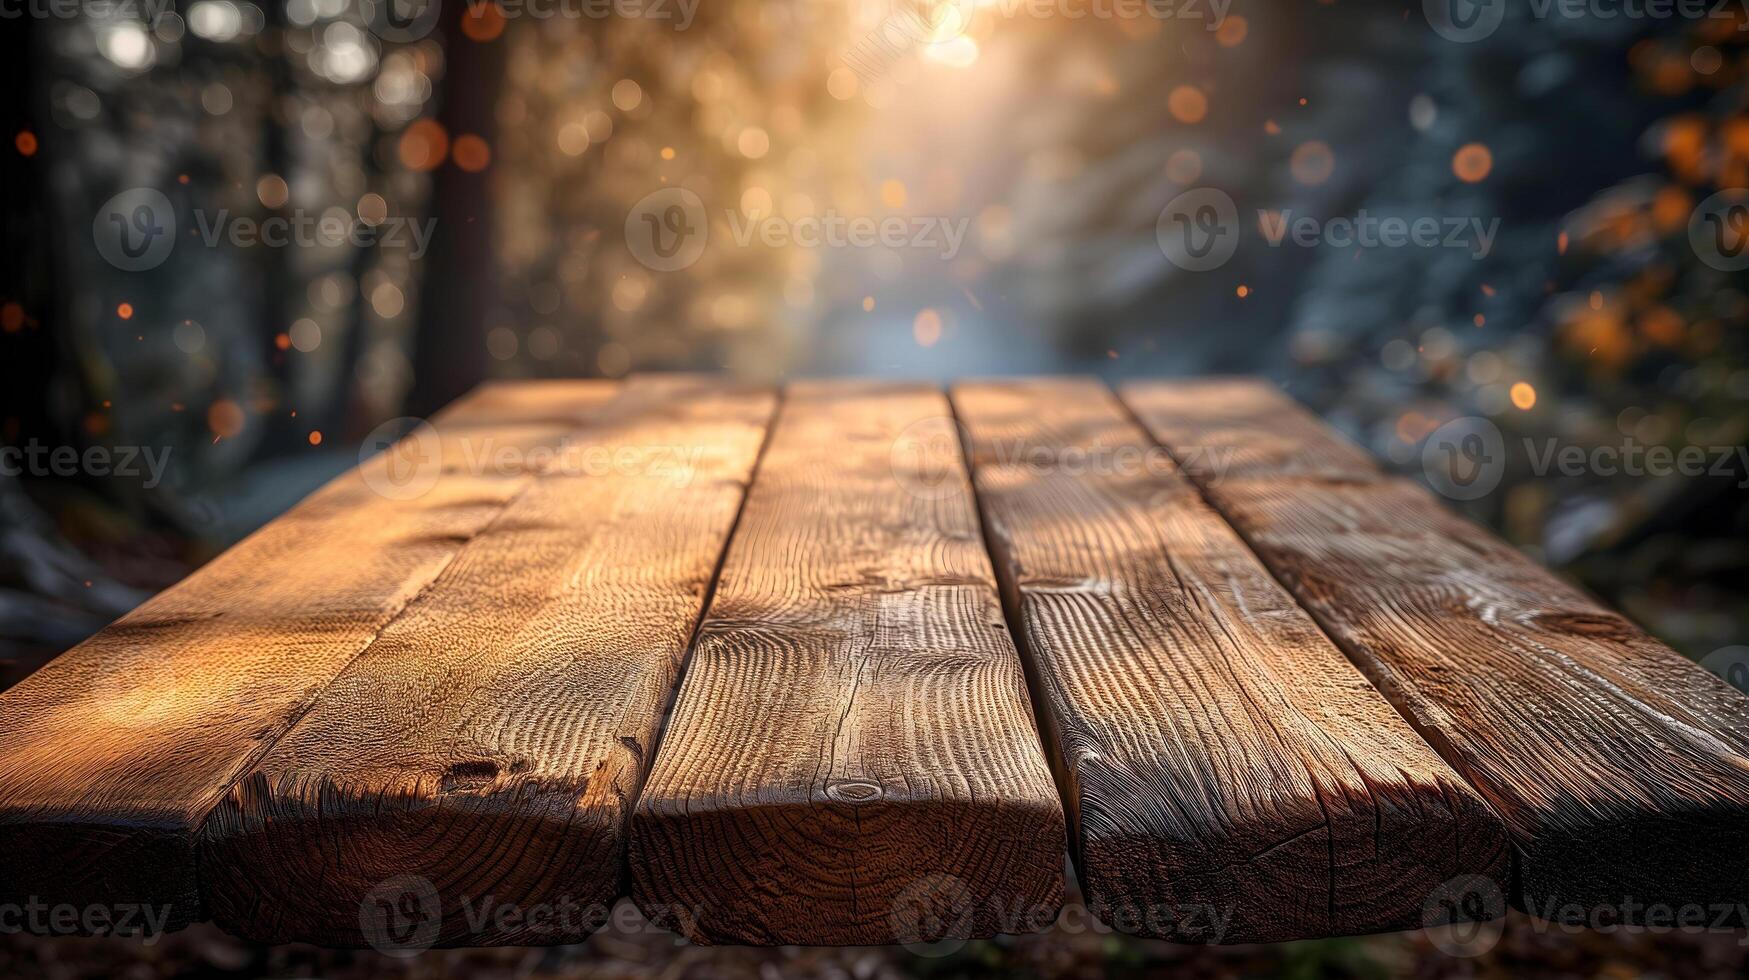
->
xmin=1510 ymin=382 xmax=1537 ymax=410
xmin=862 ymin=296 xmax=875 ymax=312
xmin=15 ymin=131 xmax=37 ymax=157
xmin=1236 ymin=284 xmax=1250 ymax=298
xmin=116 ymin=302 xmax=134 ymax=320
xmin=309 ymin=431 xmax=324 ymax=446
xmin=275 ymin=333 xmax=291 ymax=351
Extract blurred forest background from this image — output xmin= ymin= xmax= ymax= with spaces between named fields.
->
xmin=1 ymin=0 xmax=1749 ymax=972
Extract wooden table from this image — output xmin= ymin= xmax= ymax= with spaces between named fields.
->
xmin=2 ymin=376 xmax=1746 ymax=949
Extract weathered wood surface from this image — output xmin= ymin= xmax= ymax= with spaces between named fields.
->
xmin=629 ymin=382 xmax=1065 ymax=945
xmin=1124 ymin=379 xmax=1749 ymax=925
xmin=0 ymin=381 xmax=617 ymax=933
xmin=952 ymin=379 xmax=1508 ymax=943
xmin=199 ymin=377 xmax=776 ymax=948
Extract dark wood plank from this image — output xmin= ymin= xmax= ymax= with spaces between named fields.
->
xmin=198 ymin=377 xmax=776 ymax=948
xmin=1124 ymin=379 xmax=1749 ymax=925
xmin=629 ymin=382 xmax=1065 ymax=946
xmin=0 ymin=381 xmax=617 ymax=934
xmin=952 ymin=379 xmax=1507 ymax=943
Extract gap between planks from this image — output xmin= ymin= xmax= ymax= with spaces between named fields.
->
xmin=949 ymin=379 xmax=1507 ymax=943
xmin=1120 ymin=378 xmax=1749 ymax=927
xmin=627 ymin=381 xmax=1066 ymax=946
xmin=198 ymin=377 xmax=777 ymax=947
xmin=0 ymin=380 xmax=621 ymax=932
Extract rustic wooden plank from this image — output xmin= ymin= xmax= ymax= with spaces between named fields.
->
xmin=0 ymin=380 xmax=617 ymax=934
xmin=629 ymin=382 xmax=1065 ymax=946
xmin=196 ymin=377 xmax=775 ymax=949
xmin=1124 ymin=379 xmax=1749 ymax=925
xmin=951 ymin=379 xmax=1507 ymax=943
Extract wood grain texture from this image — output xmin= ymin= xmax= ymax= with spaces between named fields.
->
xmin=629 ymin=382 xmax=1064 ymax=946
xmin=952 ymin=379 xmax=1507 ymax=943
xmin=198 ymin=377 xmax=776 ymax=948
xmin=1124 ymin=379 xmax=1749 ymax=925
xmin=0 ymin=381 xmax=617 ymax=934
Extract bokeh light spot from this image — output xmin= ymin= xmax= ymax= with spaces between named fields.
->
xmin=1168 ymin=86 xmax=1208 ymax=124
xmin=1453 ymin=143 xmax=1493 ymax=182
xmin=1290 ymin=141 xmax=1335 ymax=185
xmin=453 ymin=133 xmax=492 ymax=172
xmin=399 ymin=119 xmax=449 ymax=172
